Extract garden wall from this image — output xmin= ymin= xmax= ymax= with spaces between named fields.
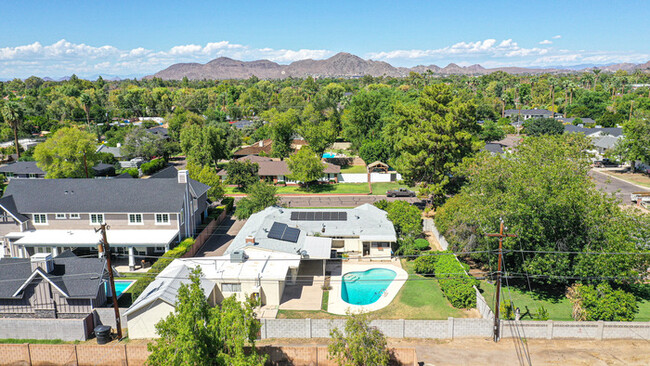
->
xmin=337 ymin=172 xmax=403 ymax=183
xmin=182 ymin=208 xmax=226 ymax=258
xmin=0 ymin=314 xmax=94 ymax=341
xmin=260 ymin=318 xmax=650 ymax=340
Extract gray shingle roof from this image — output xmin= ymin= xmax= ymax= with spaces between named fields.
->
xmin=0 ymin=251 xmax=106 ymax=299
xmin=564 ymin=125 xmax=623 ymax=137
xmin=149 ymin=166 xmax=210 ymax=198
xmin=0 ymin=195 xmax=29 ymax=222
xmin=3 ymin=177 xmax=193 ymax=213
xmin=0 ymin=161 xmax=45 ymax=175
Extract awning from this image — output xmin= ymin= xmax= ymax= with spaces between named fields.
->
xmin=8 ymin=230 xmax=179 ymax=247
xmin=302 ymin=236 xmax=332 ymax=259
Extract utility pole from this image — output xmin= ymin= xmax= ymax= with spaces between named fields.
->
xmin=486 ymin=220 xmax=517 ymax=342
xmin=96 ymin=224 xmax=123 ymax=340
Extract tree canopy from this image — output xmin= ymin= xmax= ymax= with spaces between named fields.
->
xmin=328 ymin=312 xmax=390 ymax=366
xmin=34 ymin=127 xmax=98 ymax=178
xmin=522 ymin=117 xmax=564 ymax=136
xmin=234 ymin=182 xmax=279 ymax=220
xmin=286 ymin=146 xmax=325 ymax=185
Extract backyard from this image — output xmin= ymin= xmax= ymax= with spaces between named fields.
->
xmin=225 ymin=182 xmax=415 ymax=195
xmin=277 ymin=259 xmax=476 ymax=320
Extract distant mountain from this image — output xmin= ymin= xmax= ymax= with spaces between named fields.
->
xmin=148 ymin=52 xmax=650 ymax=80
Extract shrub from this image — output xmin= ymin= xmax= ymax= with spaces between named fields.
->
xmin=221 ymin=197 xmax=235 ymax=211
xmin=128 ymin=238 xmax=195 ymax=299
xmin=414 ymin=238 xmax=430 ymax=251
xmin=412 ymin=255 xmax=438 ymax=275
xmin=123 ymin=168 xmax=139 ymax=178
xmin=140 ymin=158 xmax=165 ymax=175
xmin=569 ymin=282 xmax=638 ymax=321
xmin=435 ymin=252 xmax=478 ymax=309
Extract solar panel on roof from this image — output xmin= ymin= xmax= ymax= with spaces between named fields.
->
xmin=282 ymin=227 xmax=300 ymax=243
xmin=290 ymin=212 xmax=299 ymax=220
xmin=323 ymin=212 xmax=331 ymax=221
xmin=340 ymin=212 xmax=347 ymax=221
xmin=314 ymin=212 xmax=323 ymax=220
xmin=268 ymin=222 xmax=286 ymax=240
xmin=289 ymin=211 xmax=348 ymax=221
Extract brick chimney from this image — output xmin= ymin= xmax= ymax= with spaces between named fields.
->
xmin=245 ymin=235 xmax=256 ymax=244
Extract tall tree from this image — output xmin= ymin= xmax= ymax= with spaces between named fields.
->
xmin=225 ymin=160 xmax=259 ymax=191
xmin=298 ymin=104 xmax=337 ymax=156
xmin=80 ymin=93 xmax=92 ymax=130
xmin=1 ymin=101 xmax=24 ymax=158
xmin=522 ymin=117 xmax=564 ymax=136
xmin=328 ymin=312 xmax=390 ymax=366
xmin=180 ymin=125 xmax=229 ymax=167
xmin=234 ymin=182 xmax=279 ymax=220
xmin=387 ymin=84 xmax=481 ymax=204
xmin=615 ymin=112 xmax=650 ymax=170
xmin=267 ymin=108 xmax=298 ymax=159
xmin=33 ymin=127 xmax=98 ymax=178
xmin=286 ymin=147 xmax=325 ymax=186
xmin=147 ymin=267 xmax=266 ymax=366
xmin=122 ymin=127 xmax=166 ymax=160
xmin=187 ymin=162 xmax=225 ymax=202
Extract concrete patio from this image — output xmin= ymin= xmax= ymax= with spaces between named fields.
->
xmin=278 ymin=260 xmax=327 ymax=311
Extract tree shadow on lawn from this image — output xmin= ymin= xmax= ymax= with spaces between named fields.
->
xmin=485 ymin=278 xmax=568 ymax=304
xmin=295 ymin=184 xmax=336 ymax=193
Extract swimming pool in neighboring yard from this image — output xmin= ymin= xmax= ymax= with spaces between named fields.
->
xmin=322 ymin=152 xmax=336 ymax=158
xmin=107 ymin=280 xmax=136 ymax=298
xmin=341 ymin=268 xmax=396 ymax=305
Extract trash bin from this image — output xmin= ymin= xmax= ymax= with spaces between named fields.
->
xmin=94 ymin=325 xmax=112 ymax=345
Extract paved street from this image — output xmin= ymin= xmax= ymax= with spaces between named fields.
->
xmin=589 ymin=169 xmax=649 ymax=204
xmin=195 ymin=216 xmax=246 ymax=257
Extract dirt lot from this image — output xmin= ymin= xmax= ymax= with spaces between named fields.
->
xmin=260 ymin=338 xmax=650 ymax=365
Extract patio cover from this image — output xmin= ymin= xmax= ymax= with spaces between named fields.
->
xmin=7 ymin=230 xmax=179 ymax=247
xmin=301 ymin=236 xmax=332 ymax=259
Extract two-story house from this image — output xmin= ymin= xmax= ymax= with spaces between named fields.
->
xmin=0 ymin=251 xmax=107 ymax=318
xmin=0 ymin=170 xmax=209 ymax=270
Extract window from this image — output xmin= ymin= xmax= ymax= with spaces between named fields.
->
xmin=55 ymin=213 xmax=66 ymax=220
xmin=128 ymin=213 xmax=143 ymax=225
xmin=5 ymin=172 xmax=14 ymax=178
xmin=33 ymin=214 xmax=48 ymax=225
xmin=155 ymin=213 xmax=170 ymax=225
xmin=153 ymin=246 xmax=166 ymax=253
xmin=69 ymin=213 xmax=80 ymax=220
xmin=90 ymin=213 xmax=104 ymax=224
xmin=35 ymin=247 xmax=51 ymax=254
xmin=221 ymin=283 xmax=241 ymax=293
xmin=28 ymin=174 xmax=37 ymax=179
xmin=179 ymin=209 xmax=184 ymax=225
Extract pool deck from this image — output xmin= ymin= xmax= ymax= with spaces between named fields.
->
xmin=327 ymin=259 xmax=408 ymax=315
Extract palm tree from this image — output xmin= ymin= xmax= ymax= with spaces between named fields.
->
xmin=80 ymin=93 xmax=92 ymax=129
xmin=1 ymin=102 xmax=24 ymax=158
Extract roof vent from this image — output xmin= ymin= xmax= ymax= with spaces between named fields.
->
xmin=30 ymin=253 xmax=54 ymax=273
xmin=178 ymin=170 xmax=189 ymax=184
xmin=230 ymin=250 xmax=246 ymax=263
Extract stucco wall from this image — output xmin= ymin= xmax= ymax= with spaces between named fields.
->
xmin=126 ymin=300 xmax=174 ymax=339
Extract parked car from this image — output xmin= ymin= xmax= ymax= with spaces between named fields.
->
xmin=593 ymin=158 xmax=618 ymax=168
xmin=386 ymin=188 xmax=416 ymax=197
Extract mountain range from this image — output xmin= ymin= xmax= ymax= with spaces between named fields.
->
xmin=148 ymin=52 xmax=650 ymax=80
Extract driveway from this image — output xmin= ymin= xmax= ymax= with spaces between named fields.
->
xmin=195 ymin=216 xmax=246 ymax=257
xmin=589 ymin=169 xmax=649 ymax=204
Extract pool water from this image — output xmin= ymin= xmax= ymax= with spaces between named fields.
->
xmin=341 ymin=268 xmax=396 ymax=305
xmin=322 ymin=153 xmax=336 ymax=158
xmin=107 ymin=280 xmax=136 ymax=298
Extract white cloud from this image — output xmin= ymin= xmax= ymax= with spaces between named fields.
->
xmin=552 ymin=35 xmax=562 ymax=39
xmin=539 ymin=40 xmax=553 ymax=45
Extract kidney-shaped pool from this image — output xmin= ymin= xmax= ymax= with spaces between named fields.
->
xmin=341 ymin=268 xmax=397 ymax=305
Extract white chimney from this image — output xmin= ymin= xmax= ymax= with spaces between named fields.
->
xmin=258 ymin=140 xmax=264 ymax=147
xmin=31 ymin=253 xmax=54 ymax=273
xmin=178 ymin=169 xmax=189 ymax=184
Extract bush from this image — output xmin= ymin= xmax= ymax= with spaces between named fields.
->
xmin=569 ymin=282 xmax=638 ymax=321
xmin=221 ymin=197 xmax=235 ymax=212
xmin=123 ymin=168 xmax=139 ymax=178
xmin=435 ymin=252 xmax=478 ymax=309
xmin=414 ymin=238 xmax=430 ymax=251
xmin=128 ymin=238 xmax=195 ymax=300
xmin=141 ymin=158 xmax=165 ymax=175
xmin=412 ymin=255 xmax=438 ymax=275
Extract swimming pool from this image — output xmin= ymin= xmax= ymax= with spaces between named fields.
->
xmin=107 ymin=280 xmax=136 ymax=298
xmin=322 ymin=152 xmax=336 ymax=158
xmin=341 ymin=268 xmax=396 ymax=305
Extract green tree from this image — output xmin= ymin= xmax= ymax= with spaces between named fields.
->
xmin=234 ymin=182 xmax=279 ymax=220
xmin=80 ymin=93 xmax=92 ymax=130
xmin=286 ymin=147 xmax=325 ymax=186
xmin=479 ymin=120 xmax=506 ymax=142
xmin=122 ymin=127 xmax=166 ymax=160
xmin=328 ymin=312 xmax=390 ymax=366
xmin=180 ymin=125 xmax=229 ymax=167
xmin=225 ymin=160 xmax=259 ymax=191
xmin=382 ymin=200 xmax=422 ymax=238
xmin=522 ymin=117 xmax=564 ymax=136
xmin=387 ymin=84 xmax=481 ymax=204
xmin=570 ymin=283 xmax=638 ymax=321
xmin=187 ymin=162 xmax=225 ymax=202
xmin=358 ymin=140 xmax=389 ymax=164
xmin=1 ymin=101 xmax=24 ymax=158
xmin=298 ymin=104 xmax=337 ymax=156
xmin=167 ymin=108 xmax=204 ymax=141
xmin=146 ymin=267 xmax=266 ymax=366
xmin=342 ymin=86 xmax=398 ymax=150
xmin=615 ymin=112 xmax=650 ymax=169
xmin=268 ymin=108 xmax=298 ymax=159
xmin=33 ymin=127 xmax=98 ymax=178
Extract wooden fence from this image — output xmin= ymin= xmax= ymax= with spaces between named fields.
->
xmin=182 ymin=209 xmax=227 ymax=258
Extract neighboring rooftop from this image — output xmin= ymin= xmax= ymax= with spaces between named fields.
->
xmin=564 ymin=125 xmax=623 ymax=137
xmin=218 ymin=155 xmax=340 ymax=177
xmin=0 ymin=161 xmax=45 ymax=175
xmin=96 ymin=145 xmax=124 ymax=159
xmin=233 ymin=139 xmax=308 ymax=157
xmin=147 ymin=126 xmax=169 ymax=139
xmin=229 ymin=119 xmax=256 ymax=129
xmin=2 ymin=176 xmax=209 ymax=213
xmin=226 ymin=204 xmax=396 ymax=257
xmin=0 ymin=251 xmax=106 ymax=299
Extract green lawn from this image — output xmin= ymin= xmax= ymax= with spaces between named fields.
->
xmin=226 ymin=182 xmax=410 ymax=196
xmin=340 ymin=165 xmax=368 ymax=174
xmin=0 ymin=338 xmax=68 ymax=344
xmin=636 ymin=298 xmax=650 ymax=322
xmin=479 ymin=280 xmax=574 ymax=321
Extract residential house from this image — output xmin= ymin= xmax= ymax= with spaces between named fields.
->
xmin=96 ymin=144 xmax=124 ymax=160
xmin=233 ymin=139 xmax=308 ymax=158
xmin=481 ymin=134 xmax=522 ymax=155
xmin=504 ymin=108 xmax=556 ymax=120
xmin=556 ymin=117 xmax=597 ymax=125
xmin=564 ymin=125 xmax=623 ymax=158
xmin=0 ymin=162 xmax=45 ymax=179
xmin=0 ymin=170 xmax=209 ymax=270
xmin=125 ymin=248 xmax=300 ymax=338
xmin=0 ymin=251 xmax=107 ymax=318
xmin=91 ymin=163 xmax=116 ymax=177
xmin=146 ymin=126 xmax=169 ymax=140
xmin=218 ymin=155 xmax=341 ymax=184
xmin=228 ymin=119 xmax=256 ymax=129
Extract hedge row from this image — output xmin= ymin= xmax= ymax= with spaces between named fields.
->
xmin=221 ymin=197 xmax=235 ymax=211
xmin=127 ymin=237 xmax=195 ymax=300
xmin=435 ymin=251 xmax=478 ymax=309
xmin=141 ymin=158 xmax=165 ymax=175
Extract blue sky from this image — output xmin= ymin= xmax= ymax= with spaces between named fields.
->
xmin=1 ymin=0 xmax=649 ymax=78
